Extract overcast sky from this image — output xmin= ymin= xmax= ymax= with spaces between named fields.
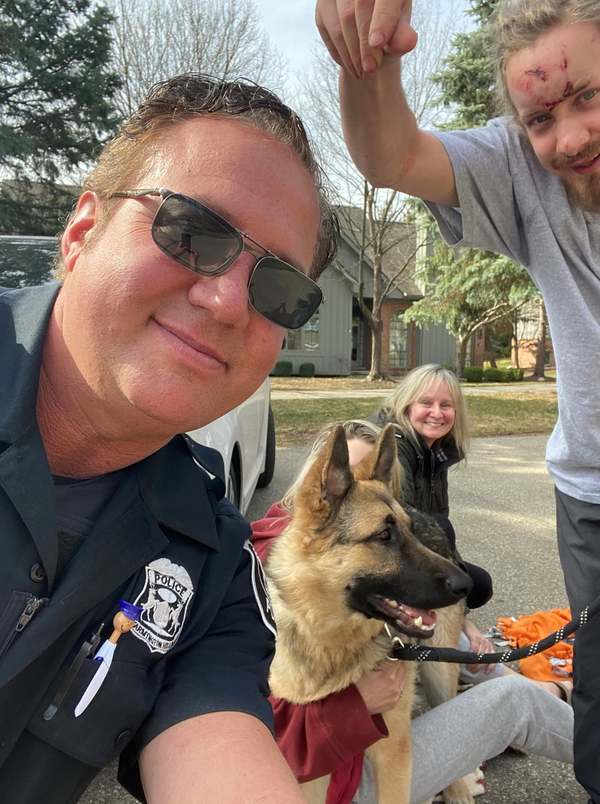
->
xmin=253 ymin=0 xmax=473 ymax=90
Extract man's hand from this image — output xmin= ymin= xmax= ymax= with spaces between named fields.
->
xmin=356 ymin=663 xmax=407 ymax=713
xmin=315 ymin=0 xmax=417 ymax=78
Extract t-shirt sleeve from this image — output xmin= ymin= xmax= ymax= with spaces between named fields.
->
xmin=425 ymin=119 xmax=531 ymax=266
xmin=118 ymin=536 xmax=276 ymax=801
xmin=271 ymin=685 xmax=387 ymax=783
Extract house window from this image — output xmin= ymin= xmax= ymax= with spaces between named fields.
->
xmin=284 ymin=329 xmax=302 ymax=350
xmin=389 ymin=311 xmax=408 ymax=369
xmin=303 ymin=311 xmax=320 ymax=351
xmin=282 ymin=311 xmax=320 ymax=351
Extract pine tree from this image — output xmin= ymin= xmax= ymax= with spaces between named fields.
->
xmin=434 ymin=0 xmax=500 ymax=129
xmin=406 ymin=219 xmax=537 ymax=377
xmin=0 ymin=0 xmax=121 ymax=234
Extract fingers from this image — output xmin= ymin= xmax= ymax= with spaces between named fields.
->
xmin=357 ymin=664 xmax=407 ymax=713
xmin=316 ymin=0 xmax=362 ymax=78
xmin=468 ymin=635 xmax=497 ymax=674
xmin=375 ymin=0 xmax=417 ymax=57
xmin=338 ymin=0 xmax=366 ymax=78
xmin=355 ymin=0 xmax=384 ymax=76
xmin=315 ymin=0 xmax=415 ymax=78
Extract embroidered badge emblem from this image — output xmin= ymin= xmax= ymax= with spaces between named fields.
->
xmin=243 ymin=540 xmax=277 ymax=637
xmin=131 ymin=558 xmax=194 ymax=654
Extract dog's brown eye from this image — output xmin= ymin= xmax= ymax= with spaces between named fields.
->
xmin=377 ymin=528 xmax=392 ymax=542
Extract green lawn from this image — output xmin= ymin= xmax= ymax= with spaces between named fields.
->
xmin=273 ymin=394 xmax=558 ymax=447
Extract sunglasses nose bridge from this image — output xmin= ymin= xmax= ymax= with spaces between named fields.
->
xmin=240 ymin=234 xmax=267 ymax=264
xmin=205 ymin=233 xmax=258 ymax=277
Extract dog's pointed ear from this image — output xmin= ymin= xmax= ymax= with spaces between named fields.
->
xmin=294 ymin=426 xmax=354 ymax=524
xmin=321 ymin=425 xmax=354 ymax=507
xmin=367 ymin=424 xmax=398 ymax=485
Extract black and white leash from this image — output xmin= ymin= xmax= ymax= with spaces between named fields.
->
xmin=391 ymin=595 xmax=600 ymax=664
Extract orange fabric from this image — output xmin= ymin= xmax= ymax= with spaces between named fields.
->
xmin=497 ymin=608 xmax=573 ymax=682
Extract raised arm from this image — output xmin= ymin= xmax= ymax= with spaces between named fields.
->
xmin=315 ymin=0 xmax=459 ymax=206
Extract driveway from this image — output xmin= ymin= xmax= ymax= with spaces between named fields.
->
xmin=82 ymin=434 xmax=583 ymax=804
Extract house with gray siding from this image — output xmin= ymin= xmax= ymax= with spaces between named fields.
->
xmin=275 ymin=210 xmax=456 ymax=376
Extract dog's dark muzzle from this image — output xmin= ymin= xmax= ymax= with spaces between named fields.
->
xmin=388 ymin=560 xmax=472 ymax=611
xmin=440 ymin=563 xmax=473 ymax=603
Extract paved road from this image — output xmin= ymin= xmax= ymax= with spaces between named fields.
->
xmin=83 ymin=434 xmax=583 ymax=804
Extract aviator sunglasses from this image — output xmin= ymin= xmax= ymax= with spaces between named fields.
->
xmin=110 ymin=188 xmax=323 ymax=329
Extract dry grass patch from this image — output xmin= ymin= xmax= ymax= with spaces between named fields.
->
xmin=270 ymin=376 xmax=397 ymax=392
xmin=273 ymin=393 xmax=558 ymax=447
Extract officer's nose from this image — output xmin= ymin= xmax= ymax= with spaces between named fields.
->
xmin=187 ymin=254 xmax=253 ymax=327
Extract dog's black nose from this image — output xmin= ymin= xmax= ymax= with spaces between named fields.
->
xmin=444 ymin=568 xmax=473 ymax=600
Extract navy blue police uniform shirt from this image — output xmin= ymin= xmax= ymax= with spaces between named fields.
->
xmin=0 ymin=284 xmax=278 ymax=803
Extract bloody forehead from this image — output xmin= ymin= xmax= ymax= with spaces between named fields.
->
xmin=525 ymin=66 xmax=548 ymax=81
xmin=513 ymin=57 xmax=578 ymax=113
xmin=542 ymin=82 xmax=575 ymax=111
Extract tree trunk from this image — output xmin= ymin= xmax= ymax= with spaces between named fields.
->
xmin=532 ymin=298 xmax=546 ymax=380
xmin=367 ymin=318 xmax=384 ymax=380
xmin=510 ymin=315 xmax=520 ymax=369
xmin=457 ymin=336 xmax=469 ymax=379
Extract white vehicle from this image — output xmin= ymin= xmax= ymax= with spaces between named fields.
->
xmin=0 ymin=235 xmax=276 ymax=513
xmin=189 ymin=381 xmax=275 ymax=514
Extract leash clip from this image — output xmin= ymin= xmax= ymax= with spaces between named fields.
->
xmin=384 ymin=622 xmax=405 ymax=661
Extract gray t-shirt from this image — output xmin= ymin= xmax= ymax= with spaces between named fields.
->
xmin=426 ymin=117 xmax=600 ymax=504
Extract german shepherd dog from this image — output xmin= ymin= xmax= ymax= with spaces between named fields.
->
xmin=266 ymin=425 xmax=473 ymax=804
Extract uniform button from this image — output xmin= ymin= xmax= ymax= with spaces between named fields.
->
xmin=30 ymin=563 xmax=46 ymax=583
xmin=114 ymin=730 xmax=132 ymax=750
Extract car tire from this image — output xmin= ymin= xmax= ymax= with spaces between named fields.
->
xmin=256 ymin=405 xmax=276 ymax=488
xmin=227 ymin=456 xmax=242 ymax=510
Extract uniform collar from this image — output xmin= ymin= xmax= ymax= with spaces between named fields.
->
xmin=134 ymin=434 xmax=226 ymax=550
xmin=0 ymin=283 xmax=60 ymax=443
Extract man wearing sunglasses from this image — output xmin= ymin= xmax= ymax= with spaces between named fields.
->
xmin=0 ymin=74 xmax=337 ymax=803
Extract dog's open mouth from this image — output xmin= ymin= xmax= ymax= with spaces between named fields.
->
xmin=369 ymin=594 xmax=437 ymax=638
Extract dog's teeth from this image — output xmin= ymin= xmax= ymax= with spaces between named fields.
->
xmin=385 ymin=598 xmax=399 ymax=609
xmin=413 ymin=616 xmax=423 ymax=627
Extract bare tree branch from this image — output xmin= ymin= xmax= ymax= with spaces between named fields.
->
xmin=299 ymin=0 xmax=461 ymax=378
xmin=107 ymin=0 xmax=288 ymax=118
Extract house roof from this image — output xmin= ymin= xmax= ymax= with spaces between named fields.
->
xmin=332 ymin=204 xmax=422 ymax=299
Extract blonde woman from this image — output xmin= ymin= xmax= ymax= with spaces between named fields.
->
xmin=376 ymin=364 xmax=467 ymax=517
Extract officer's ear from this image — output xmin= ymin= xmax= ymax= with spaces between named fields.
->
xmin=61 ymin=191 xmax=100 ymax=274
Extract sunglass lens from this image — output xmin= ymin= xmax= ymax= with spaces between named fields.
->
xmin=249 ymin=257 xmax=322 ymax=329
xmin=153 ymin=194 xmax=240 ymax=274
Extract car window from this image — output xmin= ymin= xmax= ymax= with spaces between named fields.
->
xmin=0 ymin=236 xmax=57 ymax=288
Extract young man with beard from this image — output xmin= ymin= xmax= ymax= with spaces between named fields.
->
xmin=0 ymin=73 xmax=336 ymax=803
xmin=315 ymin=0 xmax=600 ymax=801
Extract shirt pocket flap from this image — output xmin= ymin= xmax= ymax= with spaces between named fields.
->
xmin=28 ymin=657 xmax=163 ymax=767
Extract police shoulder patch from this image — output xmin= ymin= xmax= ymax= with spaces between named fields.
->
xmin=243 ymin=540 xmax=277 ymax=638
xmin=131 ymin=558 xmax=195 ymax=654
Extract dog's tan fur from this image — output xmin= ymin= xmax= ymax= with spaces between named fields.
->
xmin=266 ymin=425 xmax=472 ymax=804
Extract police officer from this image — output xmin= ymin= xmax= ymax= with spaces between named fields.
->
xmin=0 ymin=74 xmax=337 ymax=803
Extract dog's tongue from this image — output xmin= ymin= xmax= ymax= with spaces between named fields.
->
xmin=402 ymin=606 xmax=436 ymax=627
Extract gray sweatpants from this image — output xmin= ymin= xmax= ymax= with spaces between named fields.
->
xmin=353 ymin=674 xmax=573 ymax=804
